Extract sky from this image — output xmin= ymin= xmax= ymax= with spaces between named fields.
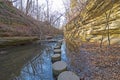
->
xmin=38 ymin=0 xmax=65 ymax=14
xmin=50 ymin=0 xmax=65 ymax=13
xmin=34 ymin=0 xmax=66 ymax=26
xmin=38 ymin=0 xmax=66 ymax=27
xmin=13 ymin=0 xmax=66 ymax=27
xmin=13 ymin=0 xmax=65 ymax=13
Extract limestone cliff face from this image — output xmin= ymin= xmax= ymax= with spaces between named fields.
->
xmin=64 ymin=0 xmax=120 ymax=45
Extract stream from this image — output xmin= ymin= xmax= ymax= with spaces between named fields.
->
xmin=0 ymin=37 xmax=68 ymax=80
xmin=0 ymin=37 xmax=93 ymax=80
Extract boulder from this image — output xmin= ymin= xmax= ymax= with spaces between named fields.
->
xmin=46 ymin=35 xmax=53 ymax=39
xmin=54 ymin=45 xmax=61 ymax=49
xmin=58 ymin=71 xmax=79 ymax=80
xmin=54 ymin=49 xmax=61 ymax=54
xmin=51 ymin=54 xmax=61 ymax=63
xmin=52 ymin=61 xmax=67 ymax=76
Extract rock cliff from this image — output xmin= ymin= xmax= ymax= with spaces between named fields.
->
xmin=65 ymin=0 xmax=120 ymax=45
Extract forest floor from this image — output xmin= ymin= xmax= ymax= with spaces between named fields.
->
xmin=67 ymin=42 xmax=120 ymax=80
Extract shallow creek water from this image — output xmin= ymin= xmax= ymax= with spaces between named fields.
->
xmin=0 ymin=37 xmax=93 ymax=80
xmin=0 ymin=40 xmax=68 ymax=80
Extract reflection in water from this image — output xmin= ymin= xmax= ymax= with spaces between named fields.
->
xmin=15 ymin=53 xmax=52 ymax=80
xmin=14 ymin=42 xmax=68 ymax=80
xmin=61 ymin=41 xmax=68 ymax=62
xmin=13 ymin=43 xmax=56 ymax=80
xmin=0 ymin=44 xmax=44 ymax=80
xmin=0 ymin=38 xmax=67 ymax=80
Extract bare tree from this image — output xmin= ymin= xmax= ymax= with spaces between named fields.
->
xmin=36 ymin=0 xmax=39 ymax=20
xmin=20 ymin=0 xmax=23 ymax=11
xmin=26 ymin=0 xmax=32 ymax=15
xmin=45 ymin=0 xmax=49 ymax=21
